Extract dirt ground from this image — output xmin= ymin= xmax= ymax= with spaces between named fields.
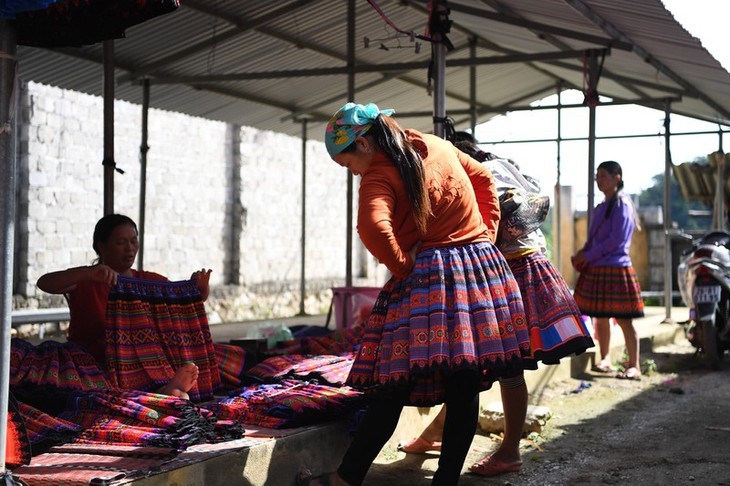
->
xmin=365 ymin=340 xmax=730 ymax=485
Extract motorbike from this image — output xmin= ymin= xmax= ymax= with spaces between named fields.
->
xmin=677 ymin=230 xmax=730 ymax=369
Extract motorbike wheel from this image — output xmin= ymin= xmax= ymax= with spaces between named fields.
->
xmin=701 ymin=319 xmax=723 ymax=371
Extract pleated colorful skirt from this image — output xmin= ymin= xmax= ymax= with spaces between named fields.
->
xmin=573 ymin=265 xmax=645 ymax=318
xmin=346 ymin=241 xmax=531 ymax=406
xmin=506 ymin=251 xmax=594 ymax=367
xmin=105 ymin=276 xmax=221 ymax=402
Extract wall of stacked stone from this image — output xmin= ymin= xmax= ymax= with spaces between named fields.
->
xmin=13 ymin=81 xmax=382 ymax=321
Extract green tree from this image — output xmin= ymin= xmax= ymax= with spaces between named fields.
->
xmin=635 ymin=171 xmax=711 ymax=231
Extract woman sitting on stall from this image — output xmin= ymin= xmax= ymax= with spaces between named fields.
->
xmin=36 ymin=213 xmax=216 ymax=400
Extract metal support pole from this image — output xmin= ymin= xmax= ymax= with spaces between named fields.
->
xmin=0 ymin=20 xmax=17 ymax=474
xmin=103 ymin=40 xmax=115 ymax=215
xmin=663 ymin=100 xmax=674 ymax=322
xmin=586 ymin=51 xmax=598 ymax=228
xmin=345 ymin=0 xmax=355 ymax=288
xmin=713 ymin=148 xmax=725 ymax=231
xmin=430 ymin=0 xmax=450 ymax=138
xmin=469 ymin=38 xmax=477 ymax=133
xmin=555 ymin=84 xmax=563 ymax=270
xmin=298 ymin=118 xmax=308 ymax=316
xmin=138 ymin=79 xmax=150 ymax=271
xmin=432 ymin=42 xmax=446 ymax=138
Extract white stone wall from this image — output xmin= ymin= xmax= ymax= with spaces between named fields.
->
xmin=17 ymin=81 xmax=379 ymax=312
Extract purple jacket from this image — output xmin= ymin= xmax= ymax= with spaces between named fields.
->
xmin=582 ymin=193 xmax=635 ymax=267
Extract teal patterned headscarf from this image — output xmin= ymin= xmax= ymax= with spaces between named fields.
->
xmin=324 ymin=102 xmax=395 ymax=158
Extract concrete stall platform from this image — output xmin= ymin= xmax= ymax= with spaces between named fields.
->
xmin=12 ymin=307 xmax=690 ymax=486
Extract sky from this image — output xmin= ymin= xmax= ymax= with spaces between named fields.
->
xmin=473 ymin=0 xmax=730 ymax=211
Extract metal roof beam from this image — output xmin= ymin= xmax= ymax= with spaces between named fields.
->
xmin=562 ymin=0 xmax=730 ymax=121
xmin=446 ymin=2 xmax=633 ymax=51
xmin=542 ymin=58 xmax=689 ymax=97
xmin=479 ymin=0 xmax=648 ymax=100
xmin=118 ymin=0 xmax=318 ymax=83
xmin=148 ymin=49 xmax=600 ymax=84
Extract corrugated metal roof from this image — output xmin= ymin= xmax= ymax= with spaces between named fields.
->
xmin=15 ymin=0 xmax=730 ymax=138
xmin=673 ymin=153 xmax=730 ymax=206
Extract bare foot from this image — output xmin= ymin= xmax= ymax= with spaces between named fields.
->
xmin=158 ymin=362 xmax=199 ymax=399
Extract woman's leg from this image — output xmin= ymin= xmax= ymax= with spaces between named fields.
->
xmin=418 ymin=405 xmax=446 ymax=443
xmin=335 ymin=394 xmax=406 ymax=486
xmin=432 ymin=372 xmax=480 ymax=485
xmin=494 ymin=374 xmax=527 ymax=462
xmin=616 ymin=318 xmax=640 ymax=374
xmin=399 ymin=405 xmax=446 ymax=453
xmin=468 ymin=374 xmax=526 ymax=476
xmin=594 ymin=317 xmax=612 ymax=364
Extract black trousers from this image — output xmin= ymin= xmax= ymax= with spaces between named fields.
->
xmin=337 ymin=371 xmax=481 ymax=486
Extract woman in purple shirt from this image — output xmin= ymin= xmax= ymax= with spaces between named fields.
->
xmin=572 ymin=161 xmax=644 ymax=380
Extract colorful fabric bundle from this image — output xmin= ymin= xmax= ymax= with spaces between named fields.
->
xmin=210 ymin=379 xmax=363 ymax=429
xmin=247 ymin=354 xmax=356 ymax=386
xmin=300 ymin=325 xmax=365 ymax=355
xmin=17 ymin=401 xmax=83 ymax=454
xmin=15 ymin=0 xmax=180 ymax=47
xmin=59 ymin=389 xmax=242 ymax=449
xmin=6 ymin=392 xmax=32 ymax=468
xmin=104 ymin=276 xmax=221 ymax=402
xmin=10 ymin=338 xmax=111 ymax=391
xmin=497 ymin=189 xmax=550 ymax=246
xmin=214 ymin=343 xmax=247 ymax=389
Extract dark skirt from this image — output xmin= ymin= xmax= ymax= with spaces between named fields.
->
xmin=573 ymin=265 xmax=645 ymax=318
xmin=507 ymin=252 xmax=594 ymax=367
xmin=346 ymin=241 xmax=531 ymax=406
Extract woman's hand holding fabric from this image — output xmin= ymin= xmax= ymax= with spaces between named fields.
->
xmin=88 ymin=264 xmax=119 ymax=286
xmin=191 ymin=268 xmax=212 ymax=301
xmin=570 ymin=251 xmax=588 ymax=273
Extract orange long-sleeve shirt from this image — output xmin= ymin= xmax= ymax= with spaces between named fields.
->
xmin=357 ymin=130 xmax=499 ymax=278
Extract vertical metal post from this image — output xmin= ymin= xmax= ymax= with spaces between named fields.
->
xmin=555 ymin=84 xmax=562 ymax=270
xmin=138 ymin=79 xmax=150 ymax=271
xmin=345 ymin=0 xmax=355 ymax=288
xmin=103 ymin=40 xmax=115 ymax=215
xmin=663 ymin=100 xmax=674 ymax=322
xmin=469 ymin=38 xmax=477 ymax=133
xmin=298 ymin=118 xmax=308 ymax=315
xmin=0 ymin=20 xmax=17 ymax=473
xmin=586 ymin=51 xmax=598 ymax=229
xmin=713 ymin=147 xmax=725 ymax=232
xmin=432 ymin=42 xmax=446 ymax=138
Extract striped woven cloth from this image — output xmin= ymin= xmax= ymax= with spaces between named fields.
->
xmin=104 ymin=276 xmax=221 ymax=402
xmin=59 ymin=389 xmax=242 ymax=449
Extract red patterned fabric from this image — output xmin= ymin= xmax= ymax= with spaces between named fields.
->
xmin=214 ymin=343 xmax=247 ymax=388
xmin=574 ymin=265 xmax=645 ymax=318
xmin=104 ymin=276 xmax=221 ymax=402
xmin=6 ymin=392 xmax=32 ymax=468
xmin=11 ymin=339 xmax=111 ymax=391
xmin=507 ymin=252 xmax=594 ymax=367
xmin=247 ymin=354 xmax=356 ymax=386
xmin=59 ymin=389 xmax=242 ymax=448
xmin=209 ymin=379 xmax=363 ymax=429
xmin=347 ymin=242 xmax=530 ymax=406
xmin=18 ymin=401 xmax=83 ymax=454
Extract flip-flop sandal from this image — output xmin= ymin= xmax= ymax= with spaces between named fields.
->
xmin=616 ymin=367 xmax=641 ymax=380
xmin=591 ymin=362 xmax=616 ymax=373
xmin=398 ymin=436 xmax=442 ymax=453
xmin=297 ymin=471 xmax=332 ymax=486
xmin=468 ymin=456 xmax=523 ymax=477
